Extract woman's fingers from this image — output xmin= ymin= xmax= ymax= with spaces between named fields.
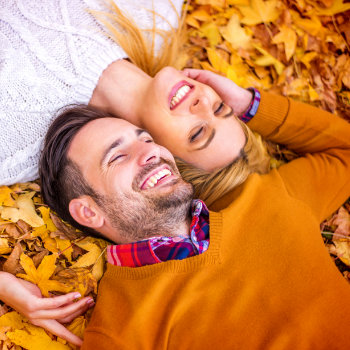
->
xmin=33 ymin=319 xmax=83 ymax=346
xmin=35 ymin=292 xmax=82 ymax=309
xmin=57 ymin=301 xmax=93 ymax=324
xmin=31 ymin=296 xmax=94 ymax=320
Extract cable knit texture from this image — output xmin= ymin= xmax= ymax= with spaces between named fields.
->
xmin=0 ymin=0 xmax=183 ymax=185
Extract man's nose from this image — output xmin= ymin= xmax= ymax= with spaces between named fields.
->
xmin=136 ymin=141 xmax=161 ymax=166
xmin=189 ymin=96 xmax=211 ymax=117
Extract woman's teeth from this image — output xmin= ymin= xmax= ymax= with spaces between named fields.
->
xmin=170 ymin=85 xmax=191 ymax=109
xmin=144 ymin=169 xmax=172 ymax=189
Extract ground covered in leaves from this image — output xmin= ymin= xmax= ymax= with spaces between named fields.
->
xmin=1 ymin=0 xmax=350 ymax=349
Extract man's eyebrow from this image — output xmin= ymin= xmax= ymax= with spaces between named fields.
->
xmin=101 ymin=137 xmax=123 ymax=166
xmin=194 ymin=129 xmax=216 ymax=151
xmin=100 ymin=129 xmax=149 ymax=166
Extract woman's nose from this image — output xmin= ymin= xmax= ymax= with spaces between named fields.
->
xmin=136 ymin=141 xmax=161 ymax=166
xmin=189 ymin=96 xmax=211 ymax=117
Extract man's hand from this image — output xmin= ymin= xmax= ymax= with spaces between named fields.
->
xmin=0 ymin=271 xmax=94 ymax=346
xmin=182 ymin=69 xmax=253 ymax=116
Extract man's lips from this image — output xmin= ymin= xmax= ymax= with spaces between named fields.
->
xmin=140 ymin=165 xmax=176 ymax=190
xmin=168 ymin=80 xmax=194 ymax=110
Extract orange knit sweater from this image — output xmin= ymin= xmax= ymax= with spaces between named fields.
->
xmin=82 ymin=92 xmax=350 ymax=350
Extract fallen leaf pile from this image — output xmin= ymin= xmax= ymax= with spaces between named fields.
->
xmin=1 ymin=0 xmax=350 ymax=348
xmin=0 ymin=183 xmax=107 ymax=349
xmin=183 ymin=0 xmax=350 ymax=119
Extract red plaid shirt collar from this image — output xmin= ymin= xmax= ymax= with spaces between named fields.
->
xmin=107 ymin=200 xmax=209 ymax=267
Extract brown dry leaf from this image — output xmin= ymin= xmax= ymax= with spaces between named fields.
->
xmin=53 ymin=268 xmax=97 ymax=297
xmin=332 ymin=206 xmax=350 ymax=236
xmin=328 ymin=240 xmax=350 ymax=266
xmin=49 ymin=213 xmax=82 ymax=240
xmin=17 ymin=254 xmax=70 ymax=297
xmin=3 ymin=243 xmax=23 ymax=274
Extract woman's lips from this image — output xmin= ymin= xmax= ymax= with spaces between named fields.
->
xmin=168 ymin=80 xmax=194 ymax=110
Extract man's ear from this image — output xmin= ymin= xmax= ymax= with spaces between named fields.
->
xmin=69 ymin=196 xmax=104 ymax=229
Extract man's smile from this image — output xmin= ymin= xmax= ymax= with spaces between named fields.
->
xmin=140 ymin=165 xmax=175 ymax=190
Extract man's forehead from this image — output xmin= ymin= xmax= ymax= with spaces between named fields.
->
xmin=68 ymin=117 xmax=137 ymax=159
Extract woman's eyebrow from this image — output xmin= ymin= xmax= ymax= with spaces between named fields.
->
xmin=194 ymin=129 xmax=216 ymax=151
xmin=224 ymin=106 xmax=234 ymax=118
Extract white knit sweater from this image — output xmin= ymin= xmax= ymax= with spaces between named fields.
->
xmin=0 ymin=0 xmax=183 ymax=185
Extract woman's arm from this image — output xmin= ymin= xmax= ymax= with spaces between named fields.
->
xmin=0 ymin=271 xmax=94 ymax=346
xmin=185 ymin=69 xmax=350 ymax=222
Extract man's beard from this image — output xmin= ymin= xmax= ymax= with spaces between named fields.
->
xmin=95 ymin=159 xmax=194 ymax=242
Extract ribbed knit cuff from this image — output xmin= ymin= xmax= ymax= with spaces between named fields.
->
xmin=246 ymin=90 xmax=290 ymax=137
xmin=239 ymin=88 xmax=261 ymax=123
xmin=73 ymin=44 xmax=128 ymax=104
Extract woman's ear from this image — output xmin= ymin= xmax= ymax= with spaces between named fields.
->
xmin=69 ymin=196 xmax=104 ymax=229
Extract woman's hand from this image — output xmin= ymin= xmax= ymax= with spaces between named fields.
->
xmin=182 ymin=69 xmax=253 ymax=116
xmin=0 ymin=271 xmax=94 ymax=346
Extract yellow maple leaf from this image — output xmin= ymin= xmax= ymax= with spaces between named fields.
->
xmin=237 ymin=0 xmax=281 ymax=25
xmin=272 ymin=25 xmax=297 ymax=61
xmin=0 ymin=186 xmax=15 ymax=207
xmin=200 ymin=22 xmax=222 ymax=47
xmin=253 ymin=44 xmax=285 ymax=75
xmin=206 ymin=47 xmax=230 ymax=74
xmin=38 ymin=207 xmax=58 ymax=232
xmin=220 ymin=14 xmax=251 ymax=50
xmin=0 ymin=238 xmax=12 ymax=254
xmin=17 ymin=254 xmax=70 ymax=297
xmin=290 ymin=10 xmax=322 ymax=36
xmin=0 ymin=192 xmax=44 ymax=227
xmin=311 ymin=0 xmax=350 ymax=15
xmin=72 ymin=240 xmax=105 ymax=281
xmin=186 ymin=14 xmax=200 ymax=28
xmin=67 ymin=316 xmax=87 ymax=339
xmin=7 ymin=324 xmax=70 ymax=350
xmin=300 ymin=51 xmax=318 ymax=69
xmin=190 ymin=9 xmax=213 ymax=21
xmin=0 ymin=311 xmax=25 ymax=329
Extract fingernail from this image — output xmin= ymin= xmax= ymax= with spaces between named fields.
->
xmin=74 ymin=293 xmax=82 ymax=299
xmin=86 ymin=298 xmax=95 ymax=306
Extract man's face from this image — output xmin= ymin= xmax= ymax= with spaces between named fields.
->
xmin=67 ymin=117 xmax=193 ymax=243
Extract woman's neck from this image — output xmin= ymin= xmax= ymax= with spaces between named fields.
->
xmin=89 ymin=59 xmax=151 ymax=127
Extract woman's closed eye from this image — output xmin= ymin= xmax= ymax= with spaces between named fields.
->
xmin=214 ymin=102 xmax=224 ymax=115
xmin=190 ymin=126 xmax=204 ymax=143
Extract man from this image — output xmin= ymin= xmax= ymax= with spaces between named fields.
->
xmin=40 ymin=90 xmax=350 ymax=349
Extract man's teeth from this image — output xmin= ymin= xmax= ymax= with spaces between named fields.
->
xmin=170 ymin=85 xmax=191 ymax=108
xmin=145 ymin=169 xmax=172 ymax=189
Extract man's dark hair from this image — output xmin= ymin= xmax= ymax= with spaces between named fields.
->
xmin=39 ymin=104 xmax=115 ymax=237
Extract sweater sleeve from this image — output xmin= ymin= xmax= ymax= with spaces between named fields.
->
xmin=247 ymin=91 xmax=350 ymax=222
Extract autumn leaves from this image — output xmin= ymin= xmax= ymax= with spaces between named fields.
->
xmin=184 ymin=0 xmax=350 ymax=116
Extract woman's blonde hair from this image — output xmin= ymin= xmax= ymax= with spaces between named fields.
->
xmin=176 ymin=119 xmax=270 ymax=206
xmin=91 ymin=0 xmax=187 ymax=77
xmin=93 ymin=2 xmax=270 ymax=205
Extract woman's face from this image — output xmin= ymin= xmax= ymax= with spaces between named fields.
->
xmin=140 ymin=66 xmax=246 ymax=172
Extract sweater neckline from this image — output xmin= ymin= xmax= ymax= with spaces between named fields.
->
xmin=104 ymin=211 xmax=223 ymax=279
